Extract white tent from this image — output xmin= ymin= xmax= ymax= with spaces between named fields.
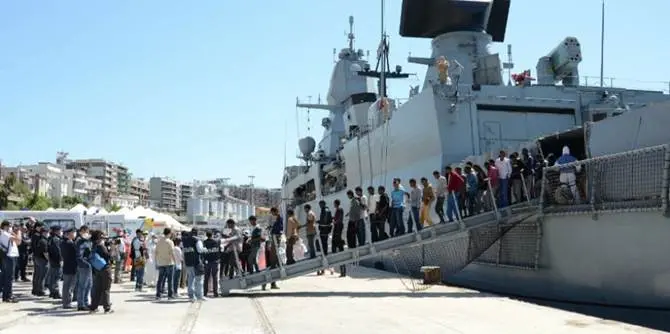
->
xmin=96 ymin=208 xmax=109 ymax=215
xmin=69 ymin=204 xmax=87 ymax=213
xmin=153 ymin=213 xmax=188 ymax=232
xmin=45 ymin=207 xmax=55 ymax=212
xmin=114 ymin=207 xmax=131 ymax=215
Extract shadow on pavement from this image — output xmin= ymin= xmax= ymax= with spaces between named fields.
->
xmin=520 ymin=297 xmax=670 ymax=333
xmin=235 ymin=290 xmax=490 ymax=299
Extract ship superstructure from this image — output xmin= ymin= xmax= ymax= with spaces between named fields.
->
xmin=284 ymin=0 xmax=669 ymax=221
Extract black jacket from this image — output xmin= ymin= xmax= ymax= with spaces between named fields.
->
xmin=60 ymin=238 xmax=77 ymax=275
xmin=47 ymin=235 xmax=62 ymax=267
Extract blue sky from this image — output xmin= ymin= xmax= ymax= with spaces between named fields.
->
xmin=1 ymin=0 xmax=668 ymax=188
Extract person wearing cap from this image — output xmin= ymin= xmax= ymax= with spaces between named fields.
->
xmin=46 ymin=225 xmax=63 ymax=299
xmin=89 ymin=230 xmax=112 ymax=313
xmin=31 ymin=224 xmax=49 ymax=297
xmin=60 ymin=227 xmax=77 ymax=308
xmin=129 ymin=229 xmax=147 ymax=291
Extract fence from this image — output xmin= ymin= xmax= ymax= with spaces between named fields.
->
xmin=540 ymin=144 xmax=670 ymax=215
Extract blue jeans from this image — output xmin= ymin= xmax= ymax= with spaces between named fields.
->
xmin=76 ymin=267 xmax=92 ymax=308
xmin=186 ymin=266 xmax=204 ymax=300
xmin=446 ymin=193 xmax=460 ymax=222
xmin=390 ymin=207 xmax=405 ymax=236
xmin=47 ymin=266 xmax=62 ymax=296
xmin=499 ymin=178 xmax=509 ymax=208
xmin=1 ymin=256 xmax=16 ymax=300
xmin=134 ymin=263 xmax=145 ymax=290
xmin=306 ymin=234 xmax=317 ymax=259
xmin=156 ymin=265 xmax=174 ymax=298
xmin=172 ymin=268 xmax=182 ymax=294
xmin=407 ymin=206 xmax=421 ymax=233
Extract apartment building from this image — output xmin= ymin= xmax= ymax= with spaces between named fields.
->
xmin=116 ymin=164 xmax=130 ymax=194
xmin=130 ymin=178 xmax=150 ymax=207
xmin=111 ymin=193 xmax=140 ymax=208
xmin=149 ymin=177 xmax=178 ymax=211
xmin=63 ymin=168 xmax=88 ymax=198
xmin=84 ymin=177 xmax=103 ymax=206
xmin=178 ymin=183 xmax=193 ymax=212
xmin=66 ymin=159 xmax=118 ymax=203
xmin=21 ymin=162 xmax=69 ymax=198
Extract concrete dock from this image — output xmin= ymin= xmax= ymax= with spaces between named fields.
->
xmin=0 ymin=266 xmax=666 ymax=334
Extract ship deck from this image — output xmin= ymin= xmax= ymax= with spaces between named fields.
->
xmin=0 ymin=267 xmax=666 ymax=334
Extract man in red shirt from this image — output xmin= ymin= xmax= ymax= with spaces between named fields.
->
xmin=445 ymin=166 xmax=464 ymax=223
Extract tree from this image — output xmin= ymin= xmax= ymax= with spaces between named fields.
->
xmin=61 ymin=196 xmax=82 ymax=208
xmin=106 ymin=203 xmax=122 ymax=212
xmin=21 ymin=194 xmax=52 ymax=211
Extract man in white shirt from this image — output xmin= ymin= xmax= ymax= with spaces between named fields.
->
xmin=366 ymin=186 xmax=380 ymax=242
xmin=494 ymin=150 xmax=513 ymax=208
xmin=433 ymin=170 xmax=448 ymax=224
xmin=354 ymin=187 xmax=368 ymax=246
xmin=0 ymin=220 xmax=22 ymax=303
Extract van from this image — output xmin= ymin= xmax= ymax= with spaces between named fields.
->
xmin=0 ymin=211 xmax=85 ymax=230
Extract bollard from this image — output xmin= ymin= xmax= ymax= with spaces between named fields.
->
xmin=420 ymin=266 xmax=441 ymax=285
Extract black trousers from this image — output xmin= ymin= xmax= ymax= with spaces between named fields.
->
xmin=14 ymin=251 xmax=28 ymax=280
xmin=204 ymin=261 xmax=219 ymax=296
xmin=90 ymin=268 xmax=112 ymax=310
xmin=346 ymin=220 xmax=357 ymax=249
xmin=333 ymin=223 xmax=346 ymax=275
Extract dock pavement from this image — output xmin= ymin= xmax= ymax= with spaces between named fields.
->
xmin=0 ymin=266 xmax=665 ymax=334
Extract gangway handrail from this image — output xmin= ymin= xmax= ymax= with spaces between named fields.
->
xmin=219 ymin=204 xmax=537 ymax=295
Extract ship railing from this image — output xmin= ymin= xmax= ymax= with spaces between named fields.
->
xmin=579 ymin=75 xmax=670 ymax=94
xmin=539 ymin=144 xmax=670 ymax=216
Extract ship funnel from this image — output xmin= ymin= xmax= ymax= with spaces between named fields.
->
xmin=298 ymin=137 xmax=316 ymax=157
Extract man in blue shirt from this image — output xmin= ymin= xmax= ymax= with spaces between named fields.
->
xmin=390 ymin=178 xmax=406 ymax=237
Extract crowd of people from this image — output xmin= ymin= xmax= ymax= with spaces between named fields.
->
xmin=0 ymin=219 xmax=114 ymax=312
xmin=0 ymin=209 xmax=288 ymax=309
xmin=0 ymin=148 xmax=581 ymax=309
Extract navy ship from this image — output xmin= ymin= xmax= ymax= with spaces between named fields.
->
xmin=282 ymin=0 xmax=670 ymax=309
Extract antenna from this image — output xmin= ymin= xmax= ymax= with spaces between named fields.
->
xmin=348 ymin=16 xmax=355 ymax=50
xmin=599 ymin=0 xmax=605 ymax=87
xmin=502 ymin=44 xmax=514 ymax=86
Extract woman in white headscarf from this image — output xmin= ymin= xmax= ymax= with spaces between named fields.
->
xmin=144 ymin=234 xmax=158 ymax=287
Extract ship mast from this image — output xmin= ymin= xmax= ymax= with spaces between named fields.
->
xmin=357 ymin=0 xmax=409 ymax=98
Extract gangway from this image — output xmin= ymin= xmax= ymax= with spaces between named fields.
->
xmin=219 ymin=204 xmax=538 ymax=295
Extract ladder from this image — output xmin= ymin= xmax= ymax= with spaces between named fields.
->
xmin=219 ymin=205 xmax=536 ymax=295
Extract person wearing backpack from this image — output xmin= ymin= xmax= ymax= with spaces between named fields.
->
xmin=0 ymin=220 xmax=22 ymax=303
xmin=46 ymin=225 xmax=63 ymax=299
xmin=88 ymin=230 xmax=112 ymax=313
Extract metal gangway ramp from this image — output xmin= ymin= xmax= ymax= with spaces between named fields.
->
xmin=219 ymin=204 xmax=537 ymax=295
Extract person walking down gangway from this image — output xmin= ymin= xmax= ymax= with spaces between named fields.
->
xmin=317 ymin=200 xmax=333 ymax=275
xmin=555 ymin=145 xmax=581 ymax=203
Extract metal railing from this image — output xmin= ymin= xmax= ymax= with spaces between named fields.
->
xmin=540 ymin=144 xmax=670 ymax=216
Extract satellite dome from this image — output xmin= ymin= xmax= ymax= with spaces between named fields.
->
xmin=350 ymin=63 xmax=362 ymax=73
xmin=298 ymin=137 xmax=316 ymax=156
